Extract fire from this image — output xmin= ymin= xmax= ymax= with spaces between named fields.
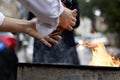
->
xmin=88 ymin=42 xmax=120 ymax=67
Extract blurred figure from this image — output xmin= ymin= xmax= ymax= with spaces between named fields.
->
xmin=28 ymin=0 xmax=80 ymax=65
xmin=0 ymin=32 xmax=17 ymax=80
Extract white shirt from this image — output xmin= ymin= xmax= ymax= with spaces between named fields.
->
xmin=0 ymin=12 xmax=5 ymax=26
xmin=18 ymin=0 xmax=64 ymax=37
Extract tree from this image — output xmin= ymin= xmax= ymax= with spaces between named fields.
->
xmin=78 ymin=0 xmax=120 ymax=33
xmin=78 ymin=0 xmax=96 ymax=32
xmin=78 ymin=0 xmax=120 ymax=47
xmin=90 ymin=0 xmax=120 ymax=33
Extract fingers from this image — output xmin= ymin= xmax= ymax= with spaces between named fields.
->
xmin=70 ymin=9 xmax=77 ymax=26
xmin=66 ymin=15 xmax=77 ymax=31
xmin=66 ymin=17 xmax=76 ymax=31
xmin=70 ymin=18 xmax=76 ymax=26
xmin=26 ymin=20 xmax=62 ymax=47
xmin=66 ymin=9 xmax=77 ymax=30
xmin=25 ymin=27 xmax=52 ymax=47
xmin=39 ymin=38 xmax=52 ymax=47
xmin=59 ymin=8 xmax=77 ymax=30
xmin=44 ymin=35 xmax=59 ymax=45
xmin=66 ymin=26 xmax=73 ymax=31
xmin=71 ymin=17 xmax=77 ymax=22
xmin=72 ymin=9 xmax=77 ymax=17
xmin=51 ymin=35 xmax=62 ymax=41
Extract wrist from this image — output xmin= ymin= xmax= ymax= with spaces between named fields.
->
xmin=23 ymin=20 xmax=30 ymax=33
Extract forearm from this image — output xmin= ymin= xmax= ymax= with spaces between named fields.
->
xmin=18 ymin=0 xmax=64 ymax=20
xmin=18 ymin=0 xmax=64 ymax=37
xmin=0 ymin=17 xmax=28 ymax=33
xmin=19 ymin=0 xmax=64 ymax=17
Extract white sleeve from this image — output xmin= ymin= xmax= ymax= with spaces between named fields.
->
xmin=0 ymin=12 xmax=5 ymax=26
xmin=18 ymin=0 xmax=64 ymax=37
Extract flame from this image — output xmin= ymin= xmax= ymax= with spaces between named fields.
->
xmin=89 ymin=42 xmax=120 ymax=67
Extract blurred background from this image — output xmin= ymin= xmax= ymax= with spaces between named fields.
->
xmin=0 ymin=0 xmax=120 ymax=65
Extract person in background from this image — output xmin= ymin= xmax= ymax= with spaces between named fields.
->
xmin=0 ymin=39 xmax=17 ymax=80
xmin=28 ymin=0 xmax=80 ymax=65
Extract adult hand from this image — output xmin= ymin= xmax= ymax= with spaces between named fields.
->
xmin=50 ymin=8 xmax=77 ymax=36
xmin=25 ymin=19 xmax=62 ymax=47
xmin=59 ymin=8 xmax=77 ymax=31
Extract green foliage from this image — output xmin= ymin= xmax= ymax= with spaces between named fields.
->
xmin=78 ymin=0 xmax=94 ymax=18
xmin=78 ymin=0 xmax=120 ymax=33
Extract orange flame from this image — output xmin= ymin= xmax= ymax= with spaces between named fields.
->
xmin=89 ymin=42 xmax=120 ymax=67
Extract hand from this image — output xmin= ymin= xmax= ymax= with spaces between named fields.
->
xmin=24 ymin=18 xmax=62 ymax=47
xmin=59 ymin=8 xmax=77 ymax=31
xmin=50 ymin=8 xmax=77 ymax=36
